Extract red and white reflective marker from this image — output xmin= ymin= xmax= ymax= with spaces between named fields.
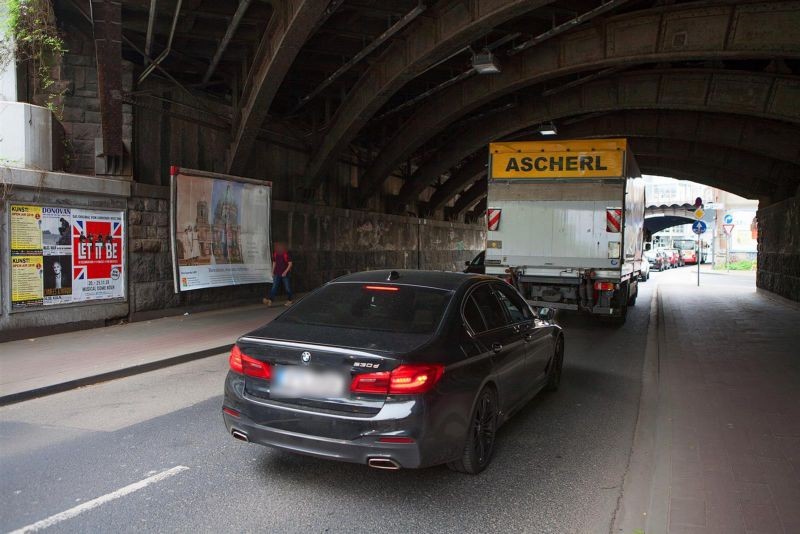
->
xmin=606 ymin=208 xmax=622 ymax=233
xmin=487 ymin=209 xmax=502 ymax=231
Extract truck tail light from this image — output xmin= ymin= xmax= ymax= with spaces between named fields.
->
xmin=229 ymin=345 xmax=272 ymax=380
xmin=594 ymin=281 xmax=616 ymax=291
xmin=351 ymin=364 xmax=445 ymax=395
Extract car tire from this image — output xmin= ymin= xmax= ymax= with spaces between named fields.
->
xmin=544 ymin=337 xmax=564 ymax=392
xmin=447 ymin=387 xmax=498 ymax=475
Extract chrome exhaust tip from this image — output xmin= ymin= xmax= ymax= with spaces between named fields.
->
xmin=231 ymin=429 xmax=249 ymax=442
xmin=368 ymin=457 xmax=400 ymax=470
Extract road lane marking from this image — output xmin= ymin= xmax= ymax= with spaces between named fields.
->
xmin=8 ymin=466 xmax=190 ymax=534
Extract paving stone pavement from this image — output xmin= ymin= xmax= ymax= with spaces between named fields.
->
xmin=654 ymin=282 xmax=800 ymax=534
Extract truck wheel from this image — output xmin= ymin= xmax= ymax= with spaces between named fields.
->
xmin=628 ymin=281 xmax=638 ymax=306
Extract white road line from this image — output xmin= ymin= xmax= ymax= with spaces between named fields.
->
xmin=8 ymin=465 xmax=190 ymax=534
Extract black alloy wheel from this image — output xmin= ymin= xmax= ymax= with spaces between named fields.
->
xmin=545 ymin=337 xmax=564 ymax=392
xmin=448 ymin=388 xmax=498 ymax=474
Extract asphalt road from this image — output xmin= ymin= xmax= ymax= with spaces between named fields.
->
xmin=0 ymin=270 xmax=714 ymax=534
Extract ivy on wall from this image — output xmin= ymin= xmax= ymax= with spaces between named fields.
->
xmin=2 ymin=0 xmax=66 ymax=116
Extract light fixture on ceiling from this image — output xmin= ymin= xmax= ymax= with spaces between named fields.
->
xmin=537 ymin=121 xmax=557 ymax=136
xmin=472 ymin=49 xmax=501 ymax=74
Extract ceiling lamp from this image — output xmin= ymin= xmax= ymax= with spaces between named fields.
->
xmin=537 ymin=121 xmax=557 ymax=136
xmin=472 ymin=50 xmax=501 ymax=74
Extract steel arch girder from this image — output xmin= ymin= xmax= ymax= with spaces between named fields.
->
xmin=454 ymin=153 xmax=786 ymax=220
xmin=396 ymin=69 xmax=800 ymax=205
xmin=362 ymin=0 xmax=800 ymax=198
xmin=228 ymin=0 xmax=332 ymax=175
xmin=303 ymin=0 xmax=556 ymax=187
xmin=432 ymin=108 xmax=800 ymax=210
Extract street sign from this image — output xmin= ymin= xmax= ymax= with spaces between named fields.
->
xmin=694 ymin=197 xmax=703 ymax=208
xmin=723 ymin=224 xmax=735 ymax=235
xmin=694 ymin=208 xmax=705 ymax=219
xmin=692 ymin=221 xmax=707 ymax=235
xmin=723 ymin=214 xmax=734 ymax=224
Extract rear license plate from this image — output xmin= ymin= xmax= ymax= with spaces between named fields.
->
xmin=271 ymin=365 xmax=347 ymax=399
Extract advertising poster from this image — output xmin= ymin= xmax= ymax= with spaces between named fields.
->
xmin=8 ymin=204 xmax=126 ymax=310
xmin=174 ymin=171 xmax=272 ymax=291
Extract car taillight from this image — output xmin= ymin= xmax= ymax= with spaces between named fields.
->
xmin=350 ymin=371 xmax=391 ymax=394
xmin=350 ymin=364 xmax=445 ymax=395
xmin=229 ymin=345 xmax=272 ymax=380
xmin=594 ymin=281 xmax=616 ymax=291
xmin=377 ymin=436 xmax=415 ymax=443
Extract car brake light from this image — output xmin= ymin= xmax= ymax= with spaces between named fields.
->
xmin=594 ymin=281 xmax=616 ymax=291
xmin=229 ymin=345 xmax=244 ymax=373
xmin=351 ymin=371 xmax=391 ymax=394
xmin=229 ymin=345 xmax=272 ymax=380
xmin=364 ymin=285 xmax=399 ymax=291
xmin=350 ymin=364 xmax=445 ymax=395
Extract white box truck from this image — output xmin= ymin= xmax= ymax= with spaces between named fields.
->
xmin=485 ymin=138 xmax=644 ymax=322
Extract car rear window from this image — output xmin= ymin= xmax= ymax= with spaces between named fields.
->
xmin=277 ymin=283 xmax=453 ymax=334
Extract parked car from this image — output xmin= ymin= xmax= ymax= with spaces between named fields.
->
xmin=644 ymin=249 xmax=666 ymax=272
xmin=680 ymin=248 xmax=698 ymax=265
xmin=668 ymin=248 xmax=685 ymax=267
xmin=639 ymin=257 xmax=650 ymax=281
xmin=222 ymin=270 xmax=564 ymax=474
xmin=463 ymin=250 xmax=485 ymax=274
xmin=655 ymin=248 xmax=673 ymax=269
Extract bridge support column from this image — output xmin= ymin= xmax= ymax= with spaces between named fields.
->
xmin=757 ymin=189 xmax=800 ymax=302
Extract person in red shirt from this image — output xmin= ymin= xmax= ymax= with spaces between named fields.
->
xmin=263 ymin=241 xmax=294 ymax=306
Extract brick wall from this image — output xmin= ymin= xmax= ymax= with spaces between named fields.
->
xmin=757 ymin=194 xmax=800 ymax=301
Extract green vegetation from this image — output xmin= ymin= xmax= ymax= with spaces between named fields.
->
xmin=3 ymin=0 xmax=66 ymax=116
xmin=716 ymin=259 xmax=756 ymax=271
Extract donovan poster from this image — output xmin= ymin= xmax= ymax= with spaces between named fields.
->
xmin=9 ymin=204 xmax=125 ymax=310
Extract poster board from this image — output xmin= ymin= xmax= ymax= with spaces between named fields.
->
xmin=8 ymin=204 xmax=126 ymax=310
xmin=171 ymin=167 xmax=272 ymax=292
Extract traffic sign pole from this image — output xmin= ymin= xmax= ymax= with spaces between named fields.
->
xmin=697 ymin=234 xmax=701 ymax=287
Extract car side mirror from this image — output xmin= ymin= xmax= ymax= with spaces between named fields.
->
xmin=536 ymin=307 xmax=555 ymax=321
xmin=465 ymin=260 xmax=471 ymax=267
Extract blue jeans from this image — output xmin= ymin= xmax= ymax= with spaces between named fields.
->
xmin=269 ymin=275 xmax=293 ymax=300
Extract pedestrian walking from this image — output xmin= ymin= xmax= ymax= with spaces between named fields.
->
xmin=263 ymin=241 xmax=294 ymax=306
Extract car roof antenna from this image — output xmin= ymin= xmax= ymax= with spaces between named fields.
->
xmin=387 ymin=270 xmax=400 ymax=281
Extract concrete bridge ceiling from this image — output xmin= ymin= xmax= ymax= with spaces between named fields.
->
xmin=644 ymin=215 xmax=697 ymax=234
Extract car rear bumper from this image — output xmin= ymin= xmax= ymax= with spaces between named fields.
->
xmin=222 ymin=372 xmax=453 ymax=469
xmin=222 ymin=411 xmax=424 ymax=468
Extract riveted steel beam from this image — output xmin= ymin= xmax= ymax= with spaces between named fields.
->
xmin=397 ymin=69 xmax=800 ymax=206
xmin=425 ymin=156 xmax=487 ymax=215
xmin=227 ymin=0 xmax=332 ymax=175
xmin=452 ymin=152 xmax=785 ymax=221
xmin=90 ymin=0 xmax=124 ymax=161
xmin=432 ymin=109 xmax=800 ymax=210
xmin=449 ymin=179 xmax=487 ymax=218
xmin=362 ymin=0 xmax=800 ymax=200
xmin=302 ymin=0 xmax=557 ymax=187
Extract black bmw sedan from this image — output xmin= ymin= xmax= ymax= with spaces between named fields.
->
xmin=222 ymin=270 xmax=563 ymax=474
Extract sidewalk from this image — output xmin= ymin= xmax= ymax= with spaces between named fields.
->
xmin=0 ymin=303 xmax=285 ymax=404
xmin=622 ymin=279 xmax=800 ymax=533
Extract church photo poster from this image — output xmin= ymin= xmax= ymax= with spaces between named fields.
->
xmin=174 ymin=171 xmax=272 ymax=291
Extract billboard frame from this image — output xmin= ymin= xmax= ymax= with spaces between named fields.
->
xmin=169 ymin=166 xmax=273 ymax=294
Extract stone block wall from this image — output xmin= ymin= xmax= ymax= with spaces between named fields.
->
xmin=56 ymin=21 xmax=133 ymax=175
xmin=128 ymin=184 xmax=267 ymax=316
xmin=127 ymin=186 xmax=485 ymax=317
xmin=757 ymin=194 xmax=800 ymax=301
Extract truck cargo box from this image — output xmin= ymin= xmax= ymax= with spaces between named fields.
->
xmin=485 ymin=138 xmax=644 ymax=321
